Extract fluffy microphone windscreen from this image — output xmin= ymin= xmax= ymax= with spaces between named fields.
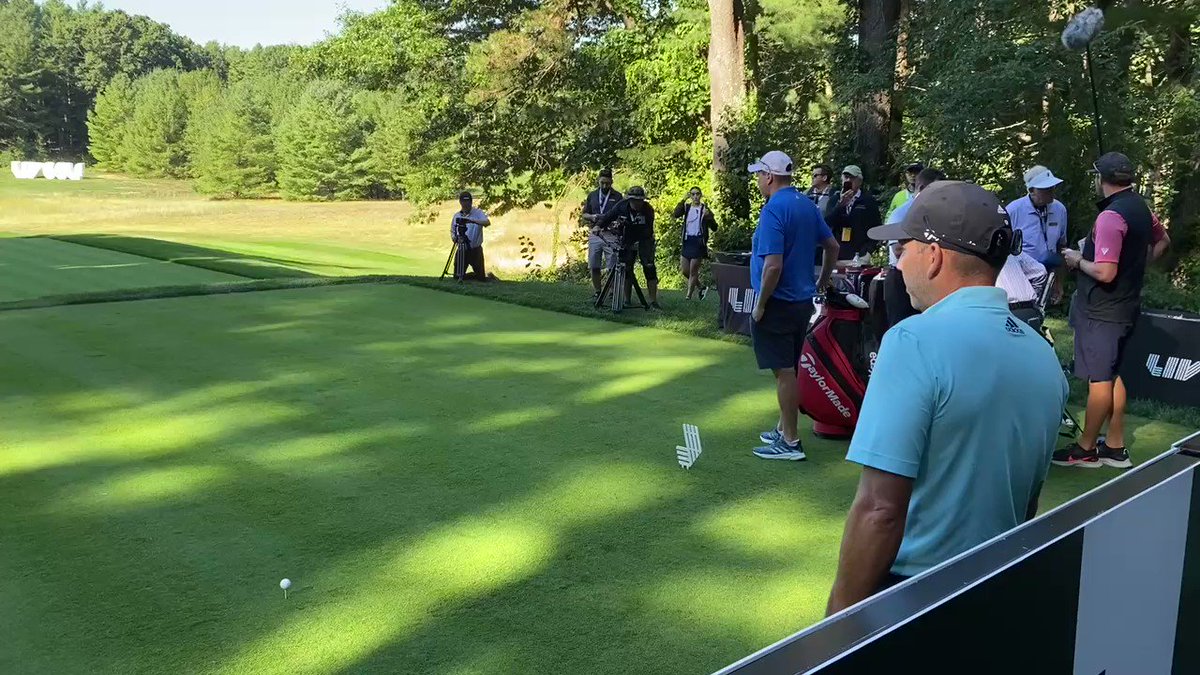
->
xmin=1062 ymin=7 xmax=1105 ymax=50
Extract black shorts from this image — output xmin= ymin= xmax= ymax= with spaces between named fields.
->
xmin=1071 ymin=301 xmax=1135 ymax=383
xmin=681 ymin=236 xmax=707 ymax=260
xmin=751 ymin=297 xmax=814 ymax=370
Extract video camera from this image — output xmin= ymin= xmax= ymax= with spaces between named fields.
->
xmin=453 ymin=214 xmax=471 ymax=246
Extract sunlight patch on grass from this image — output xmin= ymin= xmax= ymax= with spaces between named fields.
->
xmin=580 ymin=356 xmax=719 ymax=403
xmin=69 ymin=465 xmax=227 ymax=509
xmin=227 ymin=462 xmax=678 ymax=673
xmin=643 ymin=568 xmax=832 ymax=645
xmin=695 ymin=491 xmax=844 ymax=560
xmin=468 ymin=406 xmax=561 ymax=432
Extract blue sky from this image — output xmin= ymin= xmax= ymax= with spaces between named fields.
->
xmin=98 ymin=1 xmax=390 ymax=48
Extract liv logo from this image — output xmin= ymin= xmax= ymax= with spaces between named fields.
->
xmin=1146 ymin=354 xmax=1200 ymax=382
xmin=10 ymin=161 xmax=84 ymax=180
xmin=727 ymin=287 xmax=757 ymax=313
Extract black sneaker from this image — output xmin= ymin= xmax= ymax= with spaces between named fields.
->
xmin=650 ymin=301 xmax=663 ymax=310
xmin=1097 ymin=441 xmax=1132 ymax=469
xmin=1051 ymin=443 xmax=1102 ymax=468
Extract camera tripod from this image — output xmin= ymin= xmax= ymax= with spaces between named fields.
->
xmin=440 ymin=239 xmax=468 ymax=281
xmin=594 ymin=245 xmax=648 ymax=313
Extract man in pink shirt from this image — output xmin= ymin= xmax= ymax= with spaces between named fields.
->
xmin=1055 ymin=152 xmax=1170 ymax=469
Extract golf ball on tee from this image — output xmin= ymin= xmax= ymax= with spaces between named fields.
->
xmin=280 ymin=578 xmax=292 ymax=590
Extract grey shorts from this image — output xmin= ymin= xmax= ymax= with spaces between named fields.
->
xmin=588 ymin=233 xmax=618 ymax=269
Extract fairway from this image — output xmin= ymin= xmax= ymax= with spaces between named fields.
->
xmin=0 ymin=175 xmax=569 ymax=277
xmin=0 ymin=236 xmax=240 ymax=303
xmin=1 ymin=281 xmax=1188 ymax=674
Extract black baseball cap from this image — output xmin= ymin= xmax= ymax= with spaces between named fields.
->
xmin=1093 ymin=152 xmax=1136 ymax=185
xmin=627 ymin=186 xmax=647 ymax=200
xmin=868 ymin=181 xmax=1014 ymax=265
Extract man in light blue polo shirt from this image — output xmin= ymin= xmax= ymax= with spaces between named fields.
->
xmin=1007 ymin=166 xmax=1069 ymax=300
xmin=826 ymin=181 xmax=1068 ymax=615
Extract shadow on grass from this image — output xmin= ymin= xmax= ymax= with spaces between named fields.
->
xmin=49 ymin=234 xmax=320 ymax=279
xmin=0 ymin=282 xmax=1188 ymax=674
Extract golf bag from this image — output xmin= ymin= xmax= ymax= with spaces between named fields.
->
xmin=797 ymin=270 xmax=881 ymax=439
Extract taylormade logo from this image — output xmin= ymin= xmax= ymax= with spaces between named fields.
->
xmin=728 ymin=288 xmax=757 ymax=313
xmin=1146 ymin=354 xmax=1200 ymax=382
xmin=799 ymin=353 xmax=853 ymax=419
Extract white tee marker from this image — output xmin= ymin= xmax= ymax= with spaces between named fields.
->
xmin=676 ymin=424 xmax=703 ymax=469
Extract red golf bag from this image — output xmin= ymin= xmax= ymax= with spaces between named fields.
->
xmin=797 ymin=269 xmax=881 ymax=439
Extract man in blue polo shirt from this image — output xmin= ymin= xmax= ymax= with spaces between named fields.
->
xmin=747 ymin=150 xmax=841 ymax=461
xmin=826 ymin=182 xmax=1068 ymax=614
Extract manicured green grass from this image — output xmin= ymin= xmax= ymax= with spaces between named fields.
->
xmin=0 ymin=283 xmax=1190 ymax=674
xmin=0 ymin=173 xmax=572 ymax=276
xmin=0 ymin=236 xmax=240 ymax=302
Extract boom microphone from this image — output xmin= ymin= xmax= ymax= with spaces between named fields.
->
xmin=1061 ymin=7 xmax=1104 ymax=50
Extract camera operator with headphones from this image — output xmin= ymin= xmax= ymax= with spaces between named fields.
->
xmin=595 ymin=186 xmax=662 ymax=309
xmin=450 ymin=191 xmax=491 ymax=281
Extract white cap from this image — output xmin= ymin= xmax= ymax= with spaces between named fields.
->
xmin=748 ymin=151 xmax=794 ymax=176
xmin=1024 ymin=165 xmax=1064 ymax=190
xmin=842 ymin=165 xmax=864 ymax=179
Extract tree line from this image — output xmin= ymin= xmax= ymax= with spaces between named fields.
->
xmin=2 ymin=0 xmax=1197 ymax=302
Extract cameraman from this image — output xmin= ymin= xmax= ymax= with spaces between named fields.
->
xmin=581 ymin=169 xmax=624 ymax=299
xmin=595 ymin=185 xmax=661 ymax=309
xmin=449 ymin=191 xmax=491 ymax=281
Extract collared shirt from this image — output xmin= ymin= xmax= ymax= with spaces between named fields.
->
xmin=806 ymin=185 xmax=835 ymax=214
xmin=1005 ymin=196 xmax=1068 ymax=266
xmin=846 ymin=286 xmax=1067 ymax=577
xmin=751 ymin=186 xmax=833 ymax=302
xmin=884 ymin=198 xmax=915 ymax=267
xmin=450 ymin=208 xmax=490 ymax=248
xmin=997 ymin=253 xmax=1048 ymax=304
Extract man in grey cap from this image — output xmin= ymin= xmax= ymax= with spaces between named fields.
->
xmin=1006 ymin=165 xmax=1070 ymax=302
xmin=595 ymin=185 xmax=661 ymax=308
xmin=1055 ymin=152 xmax=1170 ymax=470
xmin=826 ymin=181 xmax=1068 ymax=614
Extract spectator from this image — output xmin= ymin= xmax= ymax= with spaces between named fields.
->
xmin=449 ymin=191 xmax=491 ymax=281
xmin=806 ymin=164 xmax=837 ymax=214
xmin=673 ymin=186 xmax=719 ymax=300
xmin=824 ymin=165 xmax=882 ymax=263
xmin=884 ymin=162 xmax=924 ymax=221
xmin=826 ymin=181 xmax=1067 ymax=614
xmin=1006 ymin=166 xmax=1069 ymax=302
xmin=596 ymin=185 xmax=661 ymax=309
xmin=581 ymin=169 xmax=624 ymax=300
xmin=1056 ymin=152 xmax=1171 ymax=470
xmin=881 ymin=167 xmax=945 ymax=330
xmin=747 ymin=150 xmax=840 ymax=461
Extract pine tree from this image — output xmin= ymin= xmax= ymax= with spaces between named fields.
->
xmin=275 ymin=80 xmax=371 ymax=201
xmin=190 ymin=80 xmax=276 ymax=198
xmin=121 ymin=69 xmax=189 ymax=178
xmin=86 ymin=73 xmax=136 ymax=169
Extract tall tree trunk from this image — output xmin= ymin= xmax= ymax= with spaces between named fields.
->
xmin=886 ymin=0 xmax=911 ymax=171
xmin=708 ymin=0 xmax=747 ymax=175
xmin=855 ymin=0 xmax=902 ymax=182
